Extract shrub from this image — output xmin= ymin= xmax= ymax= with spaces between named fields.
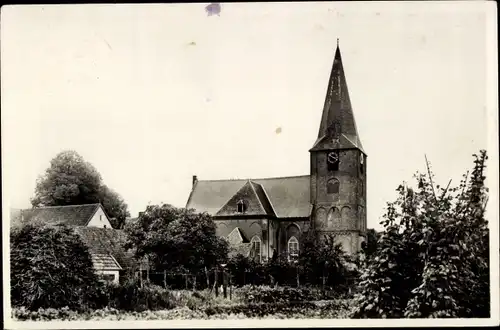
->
xmin=106 ymin=278 xmax=175 ymax=312
xmin=351 ymin=150 xmax=490 ymax=318
xmin=10 ymin=223 xmax=101 ymax=311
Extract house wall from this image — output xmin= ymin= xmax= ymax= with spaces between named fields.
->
xmin=87 ymin=206 xmax=112 ymax=228
xmin=96 ymin=270 xmax=120 ymax=284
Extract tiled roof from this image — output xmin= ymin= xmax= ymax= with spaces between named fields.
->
xmin=9 ymin=208 xmax=23 ymax=228
xmin=19 ymin=204 xmax=102 ymax=227
xmin=73 ymin=227 xmax=137 ymax=271
xmin=186 ymin=175 xmax=311 ymax=218
xmin=91 ymin=253 xmax=122 ymax=271
xmin=216 ymin=181 xmax=268 ymax=217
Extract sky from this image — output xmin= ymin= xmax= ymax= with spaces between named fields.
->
xmin=1 ymin=2 xmax=498 ymax=231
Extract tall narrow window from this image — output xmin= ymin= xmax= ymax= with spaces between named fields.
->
xmin=237 ymin=200 xmax=246 ymax=213
xmin=250 ymin=236 xmax=262 ymax=263
xmin=288 ymin=236 xmax=299 ymax=260
xmin=360 ymin=154 xmax=364 ymax=174
xmin=327 ymin=152 xmax=339 ymax=171
xmin=327 ymin=178 xmax=340 ymax=194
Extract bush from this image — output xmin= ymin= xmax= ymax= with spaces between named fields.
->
xmin=105 ymin=278 xmax=175 ymax=312
xmin=233 ymin=285 xmax=342 ymax=304
xmin=351 ymin=151 xmax=490 ymax=318
xmin=10 ymin=223 xmax=101 ymax=311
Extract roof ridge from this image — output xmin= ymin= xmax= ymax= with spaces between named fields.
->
xmin=26 ymin=203 xmax=101 ymax=210
xmin=198 ymin=174 xmax=310 ymax=183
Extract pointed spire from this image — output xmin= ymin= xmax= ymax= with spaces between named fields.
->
xmin=311 ymin=40 xmax=364 ymax=153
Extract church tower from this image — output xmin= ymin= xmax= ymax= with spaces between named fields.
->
xmin=309 ymin=40 xmax=367 ymax=255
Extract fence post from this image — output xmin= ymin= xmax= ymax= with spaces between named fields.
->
xmin=214 ymin=268 xmax=219 ymax=297
xmin=185 ymin=274 xmax=188 ymax=290
xmin=163 ymin=270 xmax=167 ymax=289
xmin=229 ymin=274 xmax=232 ymax=300
xmin=223 ymin=270 xmax=227 ymax=299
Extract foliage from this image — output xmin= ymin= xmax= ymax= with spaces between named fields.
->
xmin=10 ymin=223 xmax=101 ymax=311
xmin=351 ymin=150 xmax=490 ymax=318
xmin=298 ymin=231 xmax=358 ymax=291
xmin=30 ymin=150 xmax=130 ymax=229
xmin=125 ymin=204 xmax=230 ymax=278
xmin=361 ymin=228 xmax=381 ymax=259
xmin=11 ymin=296 xmax=354 ymax=320
xmin=104 ymin=279 xmax=175 ymax=312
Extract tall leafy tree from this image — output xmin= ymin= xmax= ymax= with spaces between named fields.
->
xmin=31 ymin=150 xmax=130 ymax=228
xmin=352 ymin=150 xmax=490 ymax=318
xmin=125 ymin=204 xmax=229 ymax=276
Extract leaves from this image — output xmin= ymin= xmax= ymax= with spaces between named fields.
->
xmin=10 ymin=223 xmax=101 ymax=311
xmin=352 ymin=150 xmax=490 ymax=319
xmin=30 ymin=150 xmax=129 ymax=229
xmin=125 ymin=204 xmax=229 ymax=275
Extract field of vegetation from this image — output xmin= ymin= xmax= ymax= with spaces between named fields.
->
xmin=9 ymin=150 xmax=491 ymax=320
xmin=12 ymin=285 xmax=355 ymax=321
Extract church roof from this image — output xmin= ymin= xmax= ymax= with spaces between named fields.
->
xmin=186 ymin=175 xmax=311 ymax=218
xmin=16 ymin=203 xmax=104 ymax=227
xmin=311 ymin=41 xmax=365 ymax=154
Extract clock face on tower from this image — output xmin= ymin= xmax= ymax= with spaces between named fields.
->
xmin=327 ymin=152 xmax=339 ymax=164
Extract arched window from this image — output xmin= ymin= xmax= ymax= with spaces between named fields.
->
xmin=237 ymin=200 xmax=247 ymax=213
xmin=288 ymin=236 xmax=299 ymax=260
xmin=250 ymin=236 xmax=261 ymax=263
xmin=327 ymin=178 xmax=340 ymax=194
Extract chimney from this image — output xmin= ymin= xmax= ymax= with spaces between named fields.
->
xmin=192 ymin=175 xmax=198 ymax=187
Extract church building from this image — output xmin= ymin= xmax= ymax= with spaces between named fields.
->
xmin=186 ymin=41 xmax=367 ymax=261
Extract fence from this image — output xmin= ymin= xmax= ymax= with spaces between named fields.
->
xmin=133 ymin=263 xmax=355 ymax=294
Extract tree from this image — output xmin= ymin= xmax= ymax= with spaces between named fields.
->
xmin=31 ymin=150 xmax=130 ymax=229
xmin=361 ymin=228 xmax=381 ymax=259
xmin=98 ymin=184 xmax=130 ymax=229
xmin=351 ymin=150 xmax=490 ymax=318
xmin=10 ymin=223 xmax=102 ymax=311
xmin=125 ymin=204 xmax=229 ymax=277
xmin=299 ymin=231 xmax=357 ymax=291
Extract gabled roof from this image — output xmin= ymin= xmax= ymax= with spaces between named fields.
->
xmin=227 ymin=227 xmax=250 ymax=244
xmin=19 ymin=204 xmax=103 ymax=227
xmin=311 ymin=42 xmax=365 ymax=154
xmin=186 ymin=175 xmax=311 ymax=218
xmin=73 ymin=227 xmax=136 ymax=271
xmin=216 ymin=180 xmax=269 ymax=217
xmin=91 ymin=253 xmax=123 ymax=271
xmin=9 ymin=208 xmax=23 ymax=228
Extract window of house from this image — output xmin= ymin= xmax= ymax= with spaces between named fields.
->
xmin=250 ymin=236 xmax=262 ymax=263
xmin=288 ymin=236 xmax=299 ymax=260
xmin=360 ymin=154 xmax=365 ymax=174
xmin=327 ymin=151 xmax=340 ymax=171
xmin=327 ymin=178 xmax=340 ymax=194
xmin=237 ymin=200 xmax=247 ymax=213
xmin=100 ymin=215 xmax=102 ymax=221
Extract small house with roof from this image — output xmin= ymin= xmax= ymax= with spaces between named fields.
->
xmin=10 ymin=203 xmax=139 ymax=283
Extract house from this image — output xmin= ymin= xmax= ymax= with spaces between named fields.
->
xmin=15 ymin=203 xmax=113 ymax=228
xmin=186 ymin=41 xmax=367 ymax=261
xmin=11 ymin=203 xmax=140 ymax=283
xmin=73 ymin=226 xmax=139 ymax=283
